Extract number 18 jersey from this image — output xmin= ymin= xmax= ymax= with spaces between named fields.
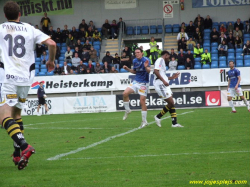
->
xmin=0 ymin=21 xmax=50 ymax=86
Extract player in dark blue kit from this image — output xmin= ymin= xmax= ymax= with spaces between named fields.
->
xmin=227 ymin=61 xmax=250 ymax=113
xmin=122 ymin=48 xmax=151 ymax=128
xmin=37 ymin=82 xmax=51 ymax=116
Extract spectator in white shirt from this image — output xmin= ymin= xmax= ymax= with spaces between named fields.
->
xmin=71 ymin=53 xmax=82 ymax=70
xmin=169 ymin=57 xmax=178 ymax=71
xmin=64 ymin=46 xmax=73 ymax=64
xmin=177 ymin=28 xmax=189 ymax=41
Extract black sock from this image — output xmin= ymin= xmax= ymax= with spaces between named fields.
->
xmin=170 ymin=107 xmax=177 ymax=125
xmin=157 ymin=105 xmax=170 ymax=119
xmin=13 ymin=118 xmax=24 ymax=157
xmin=2 ymin=118 xmax=28 ymax=151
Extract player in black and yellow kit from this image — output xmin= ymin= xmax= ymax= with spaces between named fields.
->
xmin=40 ymin=12 xmax=51 ymax=34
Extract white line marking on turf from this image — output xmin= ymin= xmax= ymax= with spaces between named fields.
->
xmin=25 ymin=127 xmax=133 ymax=130
xmin=58 ymin=150 xmax=250 ymax=160
xmin=47 ymin=111 xmax=193 ymax=161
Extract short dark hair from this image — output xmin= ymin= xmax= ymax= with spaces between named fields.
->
xmin=161 ymin=50 xmax=170 ymax=56
xmin=229 ymin=60 xmax=234 ymax=64
xmin=4 ymin=1 xmax=20 ymax=20
xmin=135 ymin=48 xmax=143 ymax=53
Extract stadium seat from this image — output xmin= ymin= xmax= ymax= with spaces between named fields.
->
xmin=166 ymin=66 xmax=169 ymax=70
xmin=244 ymin=34 xmax=250 ymax=38
xmin=213 ymin=22 xmax=219 ymax=26
xmin=211 ymin=47 xmax=218 ymax=51
xmin=120 ymin=68 xmax=128 ymax=73
xmin=67 ymin=63 xmax=72 ymax=67
xmin=211 ymin=49 xmax=218 ymax=54
xmin=173 ymin=24 xmax=180 ymax=33
xmin=99 ymin=62 xmax=104 ymax=66
xmin=211 ymin=63 xmax=218 ymax=68
xmin=126 ymin=27 xmax=133 ymax=35
xmin=236 ymin=48 xmax=243 ymax=53
xmin=236 ymin=60 xmax=243 ymax=67
xmin=245 ymin=59 xmax=250 ymax=66
xmin=211 ymin=56 xmax=218 ymax=61
xmin=150 ymin=25 xmax=157 ymax=34
xmin=194 ymin=64 xmax=201 ymax=69
xmin=157 ymin=25 xmax=163 ymax=34
xmin=195 ymin=57 xmax=201 ymax=62
xmin=219 ymin=56 xmax=226 ymax=61
xmin=59 ymin=57 xmax=64 ymax=61
xmin=41 ymin=64 xmax=46 ymax=69
xmin=195 ymin=61 xmax=201 ymax=65
xmin=141 ymin=26 xmax=149 ymax=34
xmin=227 ymin=49 xmax=235 ymax=53
xmin=38 ymin=72 xmax=46 ymax=76
xmin=59 ymin=64 xmax=63 ymax=68
xmin=94 ymin=45 xmax=101 ymax=50
xmin=165 ymin=24 xmax=172 ymax=33
xmin=35 ymin=61 xmax=41 ymax=66
xmin=178 ymin=65 xmax=185 ymax=70
xmin=61 ymin=43 xmax=66 ymax=47
xmin=236 ymin=55 xmax=243 ymax=60
xmin=203 ymin=35 xmax=210 ymax=40
xmin=92 ymin=62 xmax=96 ymax=66
xmin=203 ymin=43 xmax=210 ymax=48
xmin=47 ymin=71 xmax=54 ymax=76
xmin=244 ymin=55 xmax=250 ymax=60
xmin=35 ymin=57 xmax=41 ymax=62
xmin=211 ymin=42 xmax=218 ymax=47
xmin=56 ymin=43 xmax=61 ymax=47
xmin=202 ymin=64 xmax=210 ymax=69
xmin=83 ymin=62 xmax=88 ymax=66
xmin=227 ymin=56 xmax=235 ymax=63
xmin=35 ymin=65 xmax=40 ymax=69
xmin=204 ymin=29 xmax=211 ymax=33
xmin=211 ymin=61 xmax=218 ymax=65
xmin=40 ymin=68 xmax=47 ymax=73
xmin=219 ymin=61 xmax=227 ymax=68
xmin=93 ymin=41 xmax=101 ymax=46
xmin=134 ymin=26 xmax=141 ymax=35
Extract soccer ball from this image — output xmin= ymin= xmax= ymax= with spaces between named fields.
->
xmin=44 ymin=94 xmax=47 ymax=98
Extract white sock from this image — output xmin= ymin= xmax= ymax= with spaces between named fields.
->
xmin=243 ymin=98 xmax=248 ymax=106
xmin=123 ymin=102 xmax=130 ymax=112
xmin=141 ymin=111 xmax=147 ymax=122
xmin=228 ymin=100 xmax=236 ymax=111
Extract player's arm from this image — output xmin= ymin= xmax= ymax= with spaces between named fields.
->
xmin=144 ymin=60 xmax=151 ymax=73
xmin=227 ymin=77 xmax=231 ymax=90
xmin=154 ymin=69 xmax=169 ymax=86
xmin=123 ymin=65 xmax=136 ymax=74
xmin=42 ymin=38 xmax=56 ymax=72
xmin=168 ymin=72 xmax=180 ymax=80
xmin=235 ymin=76 xmax=241 ymax=89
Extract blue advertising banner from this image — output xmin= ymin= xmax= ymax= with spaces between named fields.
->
xmin=192 ymin=0 xmax=250 ymax=8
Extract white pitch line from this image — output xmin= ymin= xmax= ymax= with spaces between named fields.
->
xmin=25 ymin=127 xmax=133 ymax=130
xmin=58 ymin=150 xmax=250 ymax=160
xmin=47 ymin=111 xmax=194 ymax=161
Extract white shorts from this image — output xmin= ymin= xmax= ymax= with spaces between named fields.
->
xmin=128 ymin=81 xmax=149 ymax=97
xmin=0 ymin=83 xmax=30 ymax=109
xmin=154 ymin=80 xmax=172 ymax=99
xmin=227 ymin=87 xmax=243 ymax=97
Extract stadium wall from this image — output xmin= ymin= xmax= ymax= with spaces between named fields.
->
xmin=0 ymin=0 xmax=249 ymax=28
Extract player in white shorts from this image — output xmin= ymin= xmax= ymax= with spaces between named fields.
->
xmin=153 ymin=51 xmax=184 ymax=128
xmin=0 ymin=1 xmax=56 ymax=170
xmin=227 ymin=61 xmax=249 ymax=113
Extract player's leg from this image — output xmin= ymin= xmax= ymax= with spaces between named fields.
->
xmin=166 ymin=97 xmax=183 ymax=127
xmin=227 ymin=88 xmax=236 ymax=112
xmin=122 ymin=87 xmax=134 ymax=120
xmin=139 ymin=95 xmax=148 ymax=128
xmin=44 ymin=103 xmax=51 ymax=114
xmin=37 ymin=102 xmax=41 ymax=116
xmin=237 ymin=88 xmax=250 ymax=111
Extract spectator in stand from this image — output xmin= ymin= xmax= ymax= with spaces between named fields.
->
xmin=140 ymin=46 xmax=148 ymax=57
xmin=132 ymin=43 xmax=139 ymax=55
xmin=103 ymin=61 xmax=111 ymax=73
xmin=117 ymin=17 xmax=126 ymax=34
xmin=234 ymin=18 xmax=244 ymax=31
xmin=197 ymin=21 xmax=204 ymax=33
xmin=89 ymin=46 xmax=98 ymax=62
xmin=218 ymin=32 xmax=227 ymax=45
xmin=77 ymin=61 xmax=87 ymax=74
xmin=233 ymin=27 xmax=243 ymax=39
xmin=79 ymin=19 xmax=88 ymax=31
xmin=169 ymin=57 xmax=178 ymax=71
xmin=186 ymin=21 xmax=196 ymax=38
xmin=88 ymin=21 xmax=96 ymax=31
xmin=65 ymin=47 xmax=73 ymax=63
xmin=149 ymin=36 xmax=158 ymax=64
xmin=113 ymin=53 xmax=121 ymax=70
xmin=177 ymin=28 xmax=189 ymax=41
xmin=120 ymin=52 xmax=131 ymax=68
xmin=194 ymin=27 xmax=203 ymax=45
xmin=102 ymin=19 xmax=111 ymax=39
xmin=78 ymin=27 xmax=87 ymax=42
xmin=204 ymin=15 xmax=213 ymax=29
xmin=87 ymin=27 xmax=94 ymax=43
xmin=81 ymin=47 xmax=90 ymax=62
xmin=87 ymin=60 xmax=95 ymax=73
xmin=186 ymin=37 xmax=196 ymax=51
xmin=111 ymin=20 xmax=118 ymax=40
xmin=54 ymin=28 xmax=62 ymax=43
xmin=83 ymin=40 xmax=92 ymax=51
xmin=227 ymin=32 xmax=235 ymax=49
xmin=36 ymin=44 xmax=45 ymax=58
xmin=227 ymin=22 xmax=234 ymax=33
xmin=245 ymin=21 xmax=250 ymax=34
xmin=62 ymin=25 xmax=69 ymax=43
xmin=73 ymin=46 xmax=82 ymax=59
xmin=41 ymin=51 xmax=48 ymax=64
xmin=71 ymin=53 xmax=81 ymax=70
xmin=170 ymin=48 xmax=178 ymax=61
xmin=94 ymin=62 xmax=103 ymax=73
xmin=55 ymin=45 xmax=60 ymax=61
xmin=177 ymin=49 xmax=185 ymax=66
xmin=40 ymin=12 xmax=50 ymax=34
xmin=61 ymin=61 xmax=71 ymax=75
xmin=185 ymin=50 xmax=194 ymax=65
xmin=54 ymin=64 xmax=62 ymax=75
xmin=243 ymin=40 xmax=250 ymax=55
xmin=194 ymin=43 xmax=203 ymax=58
xmin=48 ymin=26 xmax=55 ymax=41
xmin=75 ymin=39 xmax=83 ymax=51
xmin=194 ymin=14 xmax=204 ymax=27
xmin=210 ymin=27 xmax=220 ymax=43
xmin=179 ymin=22 xmax=186 ymax=32
xmin=218 ymin=40 xmax=228 ymax=56
xmin=93 ymin=28 xmax=102 ymax=41
xmin=66 ymin=33 xmax=76 ymax=49
xmin=102 ymin=51 xmax=113 ymax=65
xmin=86 ymin=68 xmax=91 ymax=74
xmin=201 ymin=49 xmax=211 ymax=65
xmin=69 ymin=69 xmax=76 ymax=75
xmin=123 ymin=46 xmax=132 ymax=57
xmin=185 ymin=57 xmax=193 ymax=70
xmin=110 ymin=66 xmax=118 ymax=73
xmin=156 ymin=45 xmax=162 ymax=58
xmin=234 ymin=36 xmax=242 ymax=49
xmin=70 ymin=26 xmax=78 ymax=40
xmin=178 ymin=37 xmax=187 ymax=51
xmin=219 ymin=23 xmax=227 ymax=34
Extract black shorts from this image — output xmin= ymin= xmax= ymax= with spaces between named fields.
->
xmin=38 ymin=97 xmax=46 ymax=105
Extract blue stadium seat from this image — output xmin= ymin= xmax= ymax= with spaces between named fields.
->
xmin=245 ymin=59 xmax=250 ymax=66
xmin=236 ymin=48 xmax=243 ymax=53
xmin=61 ymin=43 xmax=66 ymax=47
xmin=236 ymin=55 xmax=243 ymax=60
xmin=165 ymin=24 xmax=172 ymax=33
xmin=134 ymin=26 xmax=141 ymax=35
xmin=219 ymin=61 xmax=227 ymax=68
xmin=41 ymin=64 xmax=46 ymax=69
xmin=120 ymin=68 xmax=128 ymax=73
xmin=157 ymin=25 xmax=163 ymax=34
xmin=213 ymin=22 xmax=219 ymax=26
xmin=56 ymin=43 xmax=61 ymax=47
xmin=150 ymin=25 xmax=157 ymax=34
xmin=195 ymin=57 xmax=201 ymax=62
xmin=203 ymin=39 xmax=210 ymax=44
xmin=236 ymin=60 xmax=243 ymax=67
xmin=93 ymin=41 xmax=101 ymax=46
xmin=67 ymin=63 xmax=72 ymax=67
xmin=47 ymin=71 xmax=54 ymax=76
xmin=83 ymin=62 xmax=88 ymax=66
xmin=227 ymin=56 xmax=235 ymax=63
xmin=59 ymin=57 xmax=64 ymax=61
xmin=195 ymin=61 xmax=201 ymax=65
xmin=141 ymin=26 xmax=149 ymax=34
xmin=38 ymin=72 xmax=46 ymax=76
xmin=211 ymin=63 xmax=218 ymax=68
xmin=204 ymin=29 xmax=211 ymax=33
xmin=203 ymin=35 xmax=210 ymax=40
xmin=211 ymin=49 xmax=218 ymax=54
xmin=59 ymin=64 xmax=63 ymax=68
xmin=244 ymin=55 xmax=250 ymax=60
xmin=35 ymin=65 xmax=40 ymax=69
xmin=99 ymin=62 xmax=104 ymax=66
xmin=178 ymin=65 xmax=185 ymax=70
xmin=244 ymin=34 xmax=250 ymax=38
xmin=212 ymin=56 xmax=218 ymax=61
xmin=92 ymin=62 xmax=96 ymax=66
xmin=219 ymin=56 xmax=226 ymax=61
xmin=126 ymin=27 xmax=133 ymax=35
xmin=227 ymin=52 xmax=235 ymax=57
xmin=227 ymin=49 xmax=235 ymax=53
xmin=35 ymin=57 xmax=41 ymax=62
xmin=59 ymin=60 xmax=64 ymax=65
xmin=211 ymin=47 xmax=218 ymax=51
xmin=211 ymin=42 xmax=218 ymax=47
xmin=202 ymin=64 xmax=210 ymax=69
xmin=166 ymin=66 xmax=169 ymax=70
xmin=194 ymin=64 xmax=201 ymax=69
xmin=94 ymin=45 xmax=101 ymax=50
xmin=40 ymin=69 xmax=47 ymax=73
xmin=35 ymin=61 xmax=41 ymax=66
xmin=211 ymin=61 xmax=218 ymax=65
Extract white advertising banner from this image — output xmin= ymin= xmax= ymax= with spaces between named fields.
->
xmin=21 ymin=97 xmax=64 ymax=116
xmin=221 ymin=90 xmax=250 ymax=107
xmin=105 ymin=0 xmax=137 ymax=9
xmin=63 ymin=95 xmax=116 ymax=113
xmin=163 ymin=1 xmax=174 ymax=18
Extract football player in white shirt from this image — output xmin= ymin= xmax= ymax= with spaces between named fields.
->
xmin=0 ymin=1 xmax=56 ymax=170
xmin=153 ymin=51 xmax=184 ymax=128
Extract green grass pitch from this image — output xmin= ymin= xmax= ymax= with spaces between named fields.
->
xmin=0 ymin=107 xmax=249 ymax=187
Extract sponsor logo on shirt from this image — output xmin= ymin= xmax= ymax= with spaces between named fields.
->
xmin=6 ymin=94 xmax=18 ymax=99
xmin=6 ymin=74 xmax=28 ymax=82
